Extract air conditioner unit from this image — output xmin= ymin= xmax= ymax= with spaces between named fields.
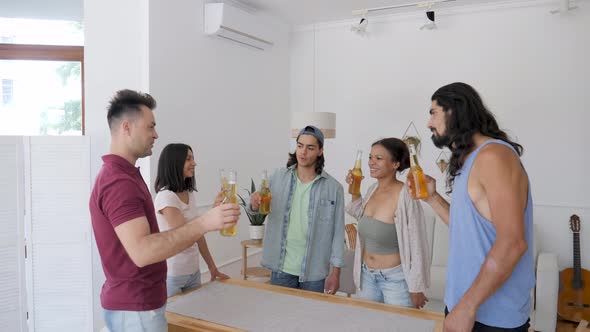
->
xmin=204 ymin=3 xmax=274 ymax=50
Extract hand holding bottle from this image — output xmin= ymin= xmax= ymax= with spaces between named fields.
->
xmin=407 ymin=172 xmax=437 ymax=201
xmin=199 ymin=203 xmax=240 ymax=232
xmin=346 ymin=169 xmax=364 ymax=201
xmin=213 ymin=189 xmax=225 ymax=207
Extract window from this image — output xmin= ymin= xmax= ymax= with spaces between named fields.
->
xmin=0 ymin=17 xmax=84 ymax=135
xmin=2 ymin=78 xmax=13 ymax=105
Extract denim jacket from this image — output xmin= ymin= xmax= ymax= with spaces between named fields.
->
xmin=255 ymin=165 xmax=345 ymax=282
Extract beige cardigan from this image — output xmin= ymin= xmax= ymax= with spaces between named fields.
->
xmin=345 ymin=183 xmax=431 ymax=293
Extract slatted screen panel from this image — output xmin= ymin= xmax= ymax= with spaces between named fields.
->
xmin=27 ymin=136 xmax=92 ymax=332
xmin=0 ymin=137 xmax=27 ymax=332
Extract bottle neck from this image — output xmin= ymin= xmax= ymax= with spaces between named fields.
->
xmin=353 ymin=159 xmax=362 ymax=169
xmin=410 ymin=154 xmax=420 ymax=169
xmin=408 ymin=145 xmax=420 ymax=169
xmin=354 ymin=151 xmax=362 ymax=169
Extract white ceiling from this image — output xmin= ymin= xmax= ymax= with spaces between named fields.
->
xmin=239 ymin=0 xmax=549 ymax=26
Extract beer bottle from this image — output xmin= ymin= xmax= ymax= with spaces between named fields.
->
xmin=348 ymin=150 xmax=363 ymax=195
xmin=408 ymin=144 xmax=429 ymax=199
xmin=259 ymin=169 xmax=272 ymax=215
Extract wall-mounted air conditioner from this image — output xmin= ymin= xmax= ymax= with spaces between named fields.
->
xmin=204 ymin=3 xmax=274 ymax=50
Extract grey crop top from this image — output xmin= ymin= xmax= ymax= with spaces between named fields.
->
xmin=357 ymin=215 xmax=399 ymax=255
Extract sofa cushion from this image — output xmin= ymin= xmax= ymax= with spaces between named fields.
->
xmin=426 ymin=265 xmax=447 ymax=301
xmin=431 ymin=219 xmax=450 ymax=267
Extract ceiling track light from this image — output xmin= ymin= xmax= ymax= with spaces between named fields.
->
xmin=351 ymin=16 xmax=369 ymax=34
xmin=352 ymin=0 xmax=455 ymax=16
xmin=420 ymin=9 xmax=437 ymax=30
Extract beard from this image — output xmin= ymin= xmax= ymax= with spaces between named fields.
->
xmin=431 ymin=132 xmax=451 ymax=149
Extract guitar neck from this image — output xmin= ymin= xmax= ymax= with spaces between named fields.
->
xmin=573 ymin=232 xmax=583 ymax=288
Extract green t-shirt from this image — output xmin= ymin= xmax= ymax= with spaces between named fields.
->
xmin=282 ymin=174 xmax=319 ymax=275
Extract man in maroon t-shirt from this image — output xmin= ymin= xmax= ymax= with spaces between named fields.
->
xmin=89 ymin=90 xmax=240 ymax=332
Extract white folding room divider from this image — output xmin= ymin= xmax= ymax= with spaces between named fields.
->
xmin=0 ymin=136 xmax=28 ymax=332
xmin=0 ymin=136 xmax=93 ymax=332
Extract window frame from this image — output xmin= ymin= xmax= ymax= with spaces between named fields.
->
xmin=0 ymin=43 xmax=85 ymax=134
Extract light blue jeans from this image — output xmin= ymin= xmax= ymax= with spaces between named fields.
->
xmin=103 ymin=305 xmax=167 ymax=332
xmin=270 ymin=271 xmax=325 ymax=293
xmin=358 ymin=263 xmax=413 ymax=307
xmin=166 ymin=270 xmax=202 ymax=297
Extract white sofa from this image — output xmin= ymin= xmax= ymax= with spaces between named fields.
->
xmin=421 ymin=205 xmax=559 ymax=332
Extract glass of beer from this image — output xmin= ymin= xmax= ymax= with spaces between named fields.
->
xmin=219 ymin=168 xmax=228 ymax=201
xmin=220 ymin=169 xmax=238 ymax=237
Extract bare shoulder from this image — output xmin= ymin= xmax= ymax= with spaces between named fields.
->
xmin=474 ymin=143 xmax=528 ymax=197
xmin=475 ymin=143 xmax=523 ymax=173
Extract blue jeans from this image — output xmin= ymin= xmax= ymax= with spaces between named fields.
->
xmin=271 ymin=271 xmax=325 ymax=293
xmin=103 ymin=305 xmax=167 ymax=332
xmin=358 ymin=263 xmax=413 ymax=307
xmin=166 ymin=271 xmax=202 ymax=297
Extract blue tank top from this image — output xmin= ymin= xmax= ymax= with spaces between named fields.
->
xmin=445 ymin=139 xmax=534 ymax=328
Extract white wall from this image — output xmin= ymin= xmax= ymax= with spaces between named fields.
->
xmin=148 ymin=0 xmax=290 ymax=272
xmin=84 ymin=0 xmax=150 ymax=330
xmin=290 ymin=2 xmax=590 ymax=269
xmin=86 ymin=0 xmax=289 ymax=329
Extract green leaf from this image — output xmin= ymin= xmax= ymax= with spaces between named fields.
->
xmin=233 ymin=178 xmax=267 ymax=226
xmin=236 ymin=193 xmax=255 ymax=224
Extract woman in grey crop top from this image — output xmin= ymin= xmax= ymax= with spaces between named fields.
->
xmin=345 ymin=138 xmax=429 ymax=309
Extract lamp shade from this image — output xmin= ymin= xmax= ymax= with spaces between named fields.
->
xmin=290 ymin=112 xmax=336 ymax=138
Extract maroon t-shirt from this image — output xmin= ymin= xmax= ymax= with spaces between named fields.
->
xmin=89 ymin=154 xmax=167 ymax=311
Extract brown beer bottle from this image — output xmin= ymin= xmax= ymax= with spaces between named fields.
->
xmin=348 ymin=150 xmax=363 ymax=195
xmin=259 ymin=169 xmax=272 ymax=215
xmin=408 ymin=144 xmax=429 ymax=199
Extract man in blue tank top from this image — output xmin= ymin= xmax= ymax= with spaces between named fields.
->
xmin=411 ymin=82 xmax=534 ymax=331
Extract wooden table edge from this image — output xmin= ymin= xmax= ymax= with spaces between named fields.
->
xmin=167 ymin=278 xmax=444 ymax=332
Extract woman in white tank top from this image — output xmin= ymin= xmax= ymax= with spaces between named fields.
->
xmin=154 ymin=143 xmax=229 ymax=297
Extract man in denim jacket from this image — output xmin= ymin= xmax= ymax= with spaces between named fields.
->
xmin=250 ymin=125 xmax=345 ymax=294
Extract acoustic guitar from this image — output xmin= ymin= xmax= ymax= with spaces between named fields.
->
xmin=558 ymin=214 xmax=590 ymax=322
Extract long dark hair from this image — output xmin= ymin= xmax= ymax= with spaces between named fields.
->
xmin=154 ymin=143 xmax=197 ymax=193
xmin=371 ymin=137 xmax=410 ymax=173
xmin=286 ymin=136 xmax=325 ymax=175
xmin=432 ymin=82 xmax=523 ymax=191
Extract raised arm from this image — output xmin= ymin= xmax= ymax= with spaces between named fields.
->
xmin=408 ymin=174 xmax=450 ymax=226
xmin=115 ymin=204 xmax=240 ymax=268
